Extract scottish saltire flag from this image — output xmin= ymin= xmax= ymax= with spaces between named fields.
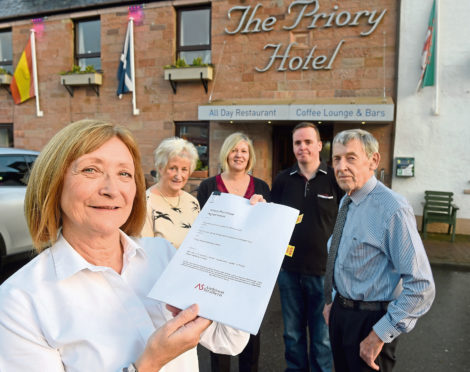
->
xmin=117 ymin=21 xmax=132 ymax=98
xmin=10 ymin=37 xmax=35 ymax=104
xmin=417 ymin=0 xmax=436 ymax=90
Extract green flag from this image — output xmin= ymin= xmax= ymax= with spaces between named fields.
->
xmin=417 ymin=0 xmax=436 ymax=90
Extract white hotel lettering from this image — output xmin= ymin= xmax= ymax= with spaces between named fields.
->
xmin=225 ymin=0 xmax=387 ymax=73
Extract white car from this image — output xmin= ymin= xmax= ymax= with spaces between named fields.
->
xmin=0 ymin=148 xmax=39 ymax=268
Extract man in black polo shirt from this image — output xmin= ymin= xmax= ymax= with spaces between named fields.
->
xmin=271 ymin=122 xmax=343 ymax=372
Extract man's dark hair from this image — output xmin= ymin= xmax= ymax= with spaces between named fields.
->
xmin=292 ymin=122 xmax=321 ymax=141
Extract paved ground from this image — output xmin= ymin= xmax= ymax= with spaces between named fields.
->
xmin=422 ymin=236 xmax=470 ymax=268
xmin=1 ymin=234 xmax=469 ymax=371
xmin=197 ymin=234 xmax=470 ymax=372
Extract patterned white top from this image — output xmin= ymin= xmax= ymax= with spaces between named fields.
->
xmin=141 ymin=186 xmax=200 ymax=249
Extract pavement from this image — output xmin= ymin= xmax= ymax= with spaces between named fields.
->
xmin=422 ymin=236 xmax=470 ymax=269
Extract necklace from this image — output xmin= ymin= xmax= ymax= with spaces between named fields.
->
xmin=156 ymin=185 xmax=180 ymax=209
xmin=222 ymin=173 xmax=249 ymax=196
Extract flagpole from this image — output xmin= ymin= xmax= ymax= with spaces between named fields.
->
xmin=30 ymin=29 xmax=43 ymax=117
xmin=433 ymin=0 xmax=440 ymax=115
xmin=129 ymin=18 xmax=139 ymax=116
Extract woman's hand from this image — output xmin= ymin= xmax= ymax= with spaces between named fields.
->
xmin=135 ymin=304 xmax=211 ymax=372
xmin=249 ymin=194 xmax=266 ymax=205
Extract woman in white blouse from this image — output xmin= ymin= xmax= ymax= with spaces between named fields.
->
xmin=0 ymin=119 xmax=248 ymax=372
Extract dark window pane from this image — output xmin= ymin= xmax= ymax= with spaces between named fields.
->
xmin=0 ymin=125 xmax=13 ymax=147
xmin=77 ymin=20 xmax=100 ymax=55
xmin=0 ymin=30 xmax=13 ymax=73
xmin=180 ymin=9 xmax=210 ymax=47
xmin=0 ymin=156 xmax=29 ymax=186
xmin=176 ymin=123 xmax=209 ymax=168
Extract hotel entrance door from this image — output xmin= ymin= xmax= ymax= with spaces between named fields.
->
xmin=271 ymin=123 xmax=334 ymax=181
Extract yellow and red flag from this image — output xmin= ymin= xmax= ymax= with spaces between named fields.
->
xmin=10 ymin=37 xmax=35 ymax=104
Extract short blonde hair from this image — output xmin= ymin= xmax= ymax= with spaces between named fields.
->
xmin=154 ymin=137 xmax=199 ymax=181
xmin=25 ymin=119 xmax=147 ymax=252
xmin=219 ymin=132 xmax=256 ymax=173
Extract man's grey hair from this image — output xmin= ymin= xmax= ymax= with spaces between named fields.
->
xmin=333 ymin=129 xmax=379 ymax=158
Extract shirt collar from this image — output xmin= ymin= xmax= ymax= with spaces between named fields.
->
xmin=350 ymin=175 xmax=377 ymax=205
xmin=289 ymin=161 xmax=328 ymax=178
xmin=51 ymin=230 xmax=146 ymax=281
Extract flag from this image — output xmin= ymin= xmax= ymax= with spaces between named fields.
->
xmin=417 ymin=0 xmax=436 ymax=90
xmin=117 ymin=21 xmax=133 ymax=98
xmin=10 ymin=37 xmax=35 ymax=104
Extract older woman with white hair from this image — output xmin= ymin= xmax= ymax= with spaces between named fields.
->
xmin=141 ymin=137 xmax=200 ymax=249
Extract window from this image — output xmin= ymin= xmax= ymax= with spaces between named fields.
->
xmin=75 ymin=18 xmax=101 ymax=70
xmin=0 ymin=154 xmax=37 ymax=186
xmin=0 ymin=124 xmax=13 ymax=147
xmin=175 ymin=122 xmax=209 ymax=169
xmin=177 ymin=6 xmax=211 ymax=64
xmin=0 ymin=29 xmax=13 ymax=74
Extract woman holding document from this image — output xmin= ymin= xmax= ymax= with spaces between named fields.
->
xmin=0 ymin=120 xmax=248 ymax=372
xmin=197 ymin=132 xmax=270 ymax=372
xmin=141 ymin=137 xmax=200 ymax=248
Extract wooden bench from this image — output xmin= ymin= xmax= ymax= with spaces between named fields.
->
xmin=421 ymin=191 xmax=459 ymax=242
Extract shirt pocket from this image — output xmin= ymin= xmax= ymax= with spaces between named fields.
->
xmin=317 ymin=194 xmax=334 ymax=199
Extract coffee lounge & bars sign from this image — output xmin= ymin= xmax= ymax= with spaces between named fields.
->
xmin=224 ymin=0 xmax=387 ymax=72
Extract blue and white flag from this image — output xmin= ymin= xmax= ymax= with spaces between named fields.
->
xmin=117 ymin=21 xmax=133 ymax=98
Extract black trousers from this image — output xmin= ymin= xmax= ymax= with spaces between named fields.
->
xmin=210 ymin=333 xmax=260 ymax=372
xmin=329 ymin=297 xmax=398 ymax=372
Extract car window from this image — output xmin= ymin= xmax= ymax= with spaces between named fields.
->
xmin=0 ymin=155 xmax=37 ymax=186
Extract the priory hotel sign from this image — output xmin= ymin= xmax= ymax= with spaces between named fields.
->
xmin=224 ymin=0 xmax=387 ymax=73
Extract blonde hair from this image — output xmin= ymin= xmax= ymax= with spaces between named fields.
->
xmin=219 ymin=132 xmax=256 ymax=173
xmin=25 ymin=119 xmax=146 ymax=252
xmin=153 ymin=137 xmax=199 ymax=181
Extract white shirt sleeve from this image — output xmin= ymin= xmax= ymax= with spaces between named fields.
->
xmin=0 ymin=283 xmax=65 ymax=371
xmin=199 ymin=322 xmax=250 ymax=355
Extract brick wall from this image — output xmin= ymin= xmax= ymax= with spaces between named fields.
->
xmin=1 ymin=0 xmax=398 ymax=186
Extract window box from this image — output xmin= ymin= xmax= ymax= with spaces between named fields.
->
xmin=164 ymin=66 xmax=213 ymax=94
xmin=60 ymin=72 xmax=102 ymax=97
xmin=190 ymin=170 xmax=208 ymax=178
xmin=0 ymin=74 xmax=12 ymax=85
xmin=164 ymin=66 xmax=213 ymax=82
xmin=60 ymin=72 xmax=102 ymax=86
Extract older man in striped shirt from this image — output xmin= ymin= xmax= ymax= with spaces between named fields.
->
xmin=323 ymin=129 xmax=435 ymax=372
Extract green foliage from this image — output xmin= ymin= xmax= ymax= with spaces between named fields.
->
xmin=195 ymin=159 xmax=208 ymax=171
xmin=175 ymin=58 xmax=189 ymax=68
xmin=60 ymin=64 xmax=98 ymax=75
xmin=0 ymin=67 xmax=11 ymax=75
xmin=191 ymin=57 xmax=203 ymax=66
xmin=163 ymin=57 xmax=213 ymax=69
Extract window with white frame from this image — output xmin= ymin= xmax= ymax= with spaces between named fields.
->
xmin=0 ymin=29 xmax=13 ymax=74
xmin=75 ymin=18 xmax=101 ymax=70
xmin=177 ymin=6 xmax=211 ymax=65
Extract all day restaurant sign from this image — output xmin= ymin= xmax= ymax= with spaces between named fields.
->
xmin=224 ymin=0 xmax=387 ymax=73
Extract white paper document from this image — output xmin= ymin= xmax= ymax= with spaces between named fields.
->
xmin=148 ymin=192 xmax=299 ymax=334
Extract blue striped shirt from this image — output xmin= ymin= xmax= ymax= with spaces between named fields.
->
xmin=330 ymin=176 xmax=435 ymax=343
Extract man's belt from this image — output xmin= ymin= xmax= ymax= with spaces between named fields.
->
xmin=336 ymin=293 xmax=389 ymax=311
